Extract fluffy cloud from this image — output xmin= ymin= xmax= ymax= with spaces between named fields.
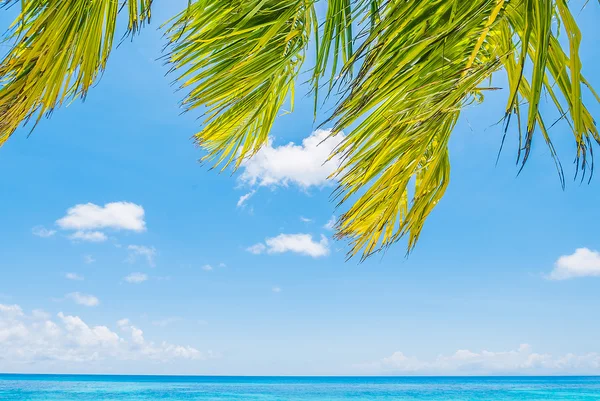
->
xmin=239 ymin=129 xmax=344 ymax=188
xmin=35 ymin=202 xmax=147 ymax=244
xmin=65 ymin=273 xmax=84 ymax=281
xmin=117 ymin=319 xmax=203 ymax=360
xmin=0 ymin=304 xmax=206 ymax=368
xmin=83 ymin=255 xmax=96 ymax=264
xmin=68 ymin=231 xmax=107 ymax=243
xmin=247 ymin=233 xmax=330 ymax=258
xmin=0 ymin=304 xmax=23 ymax=316
xmin=237 ymin=191 xmax=256 ymax=208
xmin=201 ymin=265 xmax=213 ymax=271
xmin=56 ymin=202 xmax=146 ymax=232
xmin=127 ymin=245 xmax=157 ymax=267
xmin=66 ymin=292 xmax=99 ymax=307
xmin=549 ymin=248 xmax=600 ymax=280
xmin=357 ymin=344 xmax=600 ymax=375
xmin=32 ymin=226 xmax=56 ymax=238
xmin=124 ymin=273 xmax=148 ymax=284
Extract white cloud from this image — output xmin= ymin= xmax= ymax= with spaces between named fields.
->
xmin=248 ymin=233 xmax=330 ymax=258
xmin=127 ymin=245 xmax=157 ymax=267
xmin=239 ymin=129 xmax=345 ymax=189
xmin=356 ymin=344 xmax=600 ymax=375
xmin=201 ymin=264 xmax=213 ymax=271
xmin=0 ymin=304 xmax=23 ymax=316
xmin=32 ymin=226 xmax=56 ymax=238
xmin=56 ymin=202 xmax=146 ymax=232
xmin=124 ymin=273 xmax=148 ymax=284
xmin=66 ymin=292 xmax=99 ymax=307
xmin=117 ymin=319 xmax=203 ymax=360
xmin=549 ymin=248 xmax=600 ymax=280
xmin=83 ymin=255 xmax=96 ymax=264
xmin=324 ymin=215 xmax=336 ymax=230
xmin=272 ymin=287 xmax=282 ymax=293
xmin=65 ymin=273 xmax=84 ymax=281
xmin=246 ymin=243 xmax=267 ymax=255
xmin=236 ymin=190 xmax=256 ymax=208
xmin=60 ymin=313 xmax=119 ymax=348
xmin=68 ymin=231 xmax=108 ymax=243
xmin=0 ymin=304 xmax=207 ymax=368
xmin=219 ymin=262 xmax=226 ymax=268
xmin=300 ymin=216 xmax=313 ymax=223
xmin=32 ymin=309 xmax=50 ymax=320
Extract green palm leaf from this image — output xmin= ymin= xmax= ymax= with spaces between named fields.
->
xmin=0 ymin=0 xmax=597 ymax=260
xmin=324 ymin=0 xmax=598 ymax=259
xmin=165 ymin=0 xmax=314 ymax=169
xmin=0 ymin=0 xmax=151 ymax=145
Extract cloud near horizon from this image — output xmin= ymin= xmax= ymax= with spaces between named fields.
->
xmin=0 ymin=304 xmax=208 ymax=370
xmin=357 ymin=344 xmax=600 ymax=375
xmin=66 ymin=292 xmax=99 ymax=307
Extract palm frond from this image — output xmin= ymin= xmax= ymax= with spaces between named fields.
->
xmin=313 ymin=0 xmax=354 ymax=91
xmin=165 ymin=0 xmax=314 ymax=169
xmin=312 ymin=0 xmax=381 ymax=109
xmin=0 ymin=0 xmax=596 ymax=260
xmin=500 ymin=0 xmax=599 ymax=177
xmin=325 ymin=0 xmax=598 ymax=259
xmin=0 ymin=0 xmax=152 ymax=146
xmin=127 ymin=0 xmax=153 ymax=35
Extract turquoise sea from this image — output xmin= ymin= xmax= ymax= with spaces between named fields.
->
xmin=1 ymin=375 xmax=600 ymax=400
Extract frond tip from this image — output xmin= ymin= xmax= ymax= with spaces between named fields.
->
xmin=127 ymin=0 xmax=153 ymax=35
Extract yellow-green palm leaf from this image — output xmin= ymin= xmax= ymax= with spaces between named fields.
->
xmin=0 ymin=0 xmax=151 ymax=145
xmin=165 ymin=0 xmax=314 ymax=169
xmin=0 ymin=0 xmax=598 ymax=260
xmin=321 ymin=0 xmax=598 ymax=259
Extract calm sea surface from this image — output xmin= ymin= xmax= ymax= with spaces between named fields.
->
xmin=1 ymin=375 xmax=600 ymax=400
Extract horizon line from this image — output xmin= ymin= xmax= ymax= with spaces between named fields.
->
xmin=1 ymin=373 xmax=600 ymax=378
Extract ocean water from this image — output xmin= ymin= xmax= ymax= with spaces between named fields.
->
xmin=1 ymin=375 xmax=600 ymax=400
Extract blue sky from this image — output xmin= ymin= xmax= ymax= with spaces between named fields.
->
xmin=0 ymin=1 xmax=599 ymax=376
